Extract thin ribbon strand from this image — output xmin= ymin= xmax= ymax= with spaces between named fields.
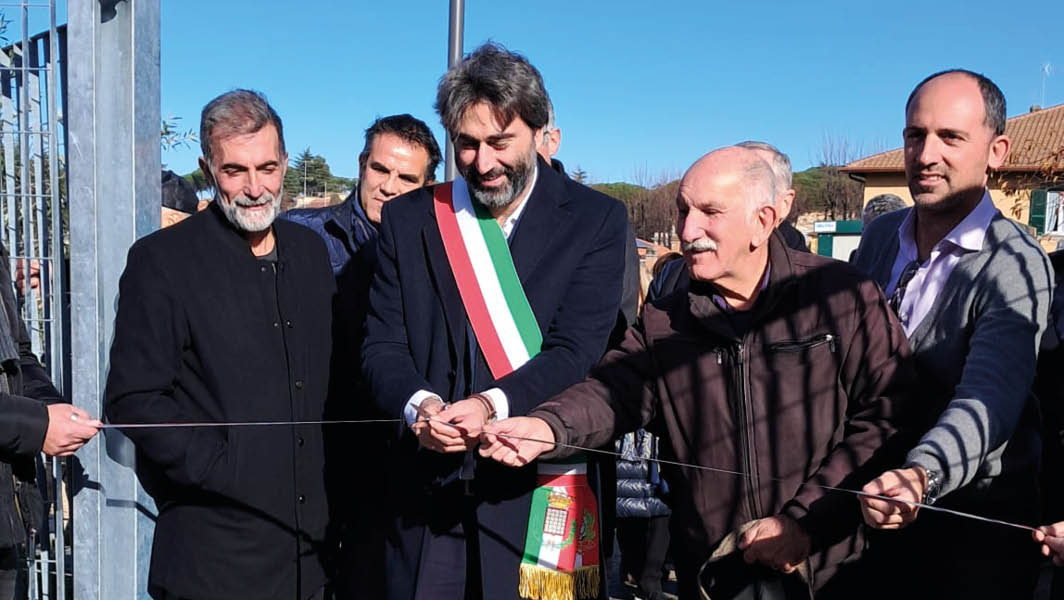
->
xmin=99 ymin=416 xmax=1038 ymax=533
xmin=99 ymin=419 xmax=402 ymax=429
xmin=483 ymin=428 xmax=1039 ymax=533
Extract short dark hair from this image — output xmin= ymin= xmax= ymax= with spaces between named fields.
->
xmin=200 ymin=89 xmax=286 ymax=175
xmin=161 ymin=169 xmax=199 ymax=214
xmin=435 ymin=42 xmax=549 ymax=139
xmin=358 ymin=114 xmax=442 ymax=182
xmin=906 ymin=69 xmax=1006 ymax=136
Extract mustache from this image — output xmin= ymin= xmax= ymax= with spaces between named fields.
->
xmin=231 ymin=192 xmax=277 ymax=207
xmin=468 ymin=166 xmax=512 ymax=187
xmin=683 ymin=238 xmax=717 ymax=253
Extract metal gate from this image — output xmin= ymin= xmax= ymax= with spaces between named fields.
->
xmin=0 ymin=1 xmax=69 ymax=599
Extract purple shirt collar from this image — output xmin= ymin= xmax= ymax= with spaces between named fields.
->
xmin=896 ymin=189 xmax=996 ymax=261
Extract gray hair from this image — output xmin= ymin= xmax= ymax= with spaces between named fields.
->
xmin=736 ymin=140 xmax=792 ymax=191
xmin=199 ymin=89 xmax=285 ymax=177
xmin=862 ymin=193 xmax=907 ymax=226
xmin=545 ymin=94 xmax=556 ymax=132
xmin=729 ymin=151 xmax=777 ymax=222
xmin=436 ymin=42 xmax=549 ymax=139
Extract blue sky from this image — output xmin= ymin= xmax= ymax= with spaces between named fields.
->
xmin=156 ymin=0 xmax=1064 ymax=184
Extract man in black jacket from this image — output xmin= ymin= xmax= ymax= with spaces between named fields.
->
xmin=105 ymin=90 xmax=335 ymax=600
xmin=0 ymin=246 xmax=99 ymax=599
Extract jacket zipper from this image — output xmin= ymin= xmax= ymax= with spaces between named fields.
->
xmin=767 ymin=333 xmax=836 ymax=354
xmin=732 ymin=341 xmax=763 ymax=521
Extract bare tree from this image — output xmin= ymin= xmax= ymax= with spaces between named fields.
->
xmin=628 ymin=166 xmax=679 ymax=244
xmin=817 ymin=134 xmax=865 ymax=221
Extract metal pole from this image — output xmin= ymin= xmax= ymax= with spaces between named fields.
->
xmin=70 ymin=1 xmax=161 ymax=597
xmin=47 ymin=2 xmax=66 ymax=596
xmin=444 ymin=0 xmax=464 ymax=182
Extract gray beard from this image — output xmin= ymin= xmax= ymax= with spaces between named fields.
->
xmin=218 ymin=191 xmax=280 ymax=233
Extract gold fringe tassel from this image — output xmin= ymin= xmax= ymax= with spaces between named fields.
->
xmin=519 ymin=563 xmax=601 ymax=600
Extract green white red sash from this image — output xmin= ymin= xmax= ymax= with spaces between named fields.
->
xmin=433 ymin=177 xmax=542 ymax=378
xmin=434 ymin=179 xmax=600 ymax=600
xmin=520 ymin=462 xmax=601 ymax=600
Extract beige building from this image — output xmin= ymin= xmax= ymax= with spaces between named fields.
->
xmin=841 ymin=102 xmax=1064 ymax=244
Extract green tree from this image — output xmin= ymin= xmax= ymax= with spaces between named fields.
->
xmin=161 ymin=115 xmax=197 ymax=151
xmin=183 ymin=168 xmax=210 ymax=193
xmin=283 ymin=149 xmax=357 ymax=201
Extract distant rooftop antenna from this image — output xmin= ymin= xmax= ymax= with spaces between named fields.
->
xmin=1042 ymin=62 xmax=1052 ymax=107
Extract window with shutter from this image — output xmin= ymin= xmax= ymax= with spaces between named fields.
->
xmin=1030 ymin=189 xmax=1049 ymax=235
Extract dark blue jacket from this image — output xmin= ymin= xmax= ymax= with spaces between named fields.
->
xmin=282 ymin=192 xmax=377 ymax=275
xmin=616 ymin=430 xmax=671 ymax=519
xmin=362 ymin=157 xmax=628 ymax=600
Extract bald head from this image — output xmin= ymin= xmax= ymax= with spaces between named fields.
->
xmin=682 ymin=147 xmax=777 ymax=218
xmin=676 ymin=146 xmax=780 ymax=292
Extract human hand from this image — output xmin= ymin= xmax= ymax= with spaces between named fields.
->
xmin=479 ymin=417 xmax=555 ymax=467
xmin=859 ymin=467 xmax=927 ymax=529
xmin=1033 ymin=522 xmax=1064 ymax=566
xmin=410 ymin=396 xmax=464 ymax=454
xmin=434 ymin=398 xmax=492 ymax=449
xmin=738 ymin=515 xmax=811 ymax=573
xmin=43 ymin=404 xmax=101 ymax=456
xmin=14 ymin=259 xmax=40 ymax=295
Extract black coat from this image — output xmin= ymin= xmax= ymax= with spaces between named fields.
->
xmin=0 ymin=245 xmax=61 ymax=547
xmin=105 ymin=203 xmax=335 ymax=600
xmin=362 ymin=158 xmax=628 ymax=600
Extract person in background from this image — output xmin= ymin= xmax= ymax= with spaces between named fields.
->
xmin=861 ymin=194 xmax=907 ymax=227
xmin=848 ymin=194 xmax=909 ymax=263
xmin=161 ymin=169 xmax=201 ymax=228
xmin=282 ymin=115 xmax=440 ymax=599
xmin=614 ymin=429 xmax=671 ymax=600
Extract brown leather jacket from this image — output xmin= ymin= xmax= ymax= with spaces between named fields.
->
xmin=532 ymin=232 xmax=916 ymax=573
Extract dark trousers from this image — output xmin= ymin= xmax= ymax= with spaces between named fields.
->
xmin=151 ymin=585 xmax=327 ymax=600
xmin=0 ymin=545 xmax=25 ymax=600
xmin=616 ymin=515 xmax=670 ymax=596
xmin=411 ymin=499 xmax=485 ymax=600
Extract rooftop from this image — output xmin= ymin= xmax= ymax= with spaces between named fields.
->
xmin=842 ymin=102 xmax=1064 ymax=174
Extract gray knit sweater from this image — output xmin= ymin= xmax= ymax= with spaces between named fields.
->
xmin=853 ymin=204 xmax=1052 ymax=499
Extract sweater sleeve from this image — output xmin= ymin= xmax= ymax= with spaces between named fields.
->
xmin=905 ymin=241 xmax=1052 ymax=497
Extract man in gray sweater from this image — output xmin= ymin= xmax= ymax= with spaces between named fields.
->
xmin=850 ymin=69 xmax=1051 ymax=599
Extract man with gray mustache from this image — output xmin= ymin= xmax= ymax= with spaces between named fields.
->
xmin=106 ymin=89 xmax=336 ymax=600
xmin=480 ymin=145 xmax=916 ymax=598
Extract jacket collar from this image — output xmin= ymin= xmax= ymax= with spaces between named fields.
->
xmin=688 ymin=230 xmax=797 ymax=339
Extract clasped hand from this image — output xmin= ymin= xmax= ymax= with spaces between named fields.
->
xmin=858 ymin=467 xmax=927 ymax=529
xmin=410 ymin=396 xmax=491 ymax=454
xmin=737 ymin=515 xmax=811 ymax=573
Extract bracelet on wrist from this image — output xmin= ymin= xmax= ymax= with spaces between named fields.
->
xmin=470 ymin=393 xmax=497 ymax=423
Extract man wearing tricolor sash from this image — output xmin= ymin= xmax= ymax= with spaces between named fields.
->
xmin=361 ymin=43 xmax=628 ymax=600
